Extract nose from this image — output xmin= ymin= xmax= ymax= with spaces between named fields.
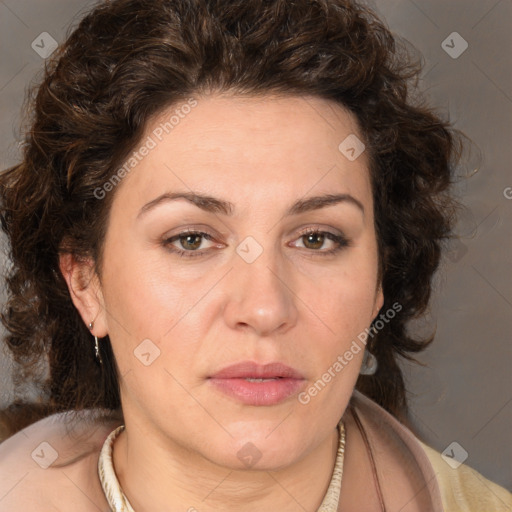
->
xmin=222 ymin=247 xmax=298 ymax=337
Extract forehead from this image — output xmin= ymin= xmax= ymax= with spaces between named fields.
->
xmin=112 ymin=94 xmax=372 ymax=213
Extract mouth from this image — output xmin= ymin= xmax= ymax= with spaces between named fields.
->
xmin=242 ymin=377 xmax=280 ymax=382
xmin=209 ymin=361 xmax=304 ymax=380
xmin=208 ymin=361 xmax=306 ymax=406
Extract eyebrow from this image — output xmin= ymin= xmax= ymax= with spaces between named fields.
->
xmin=137 ymin=191 xmax=364 ymax=219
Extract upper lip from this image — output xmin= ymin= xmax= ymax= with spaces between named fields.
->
xmin=209 ymin=361 xmax=304 ymax=379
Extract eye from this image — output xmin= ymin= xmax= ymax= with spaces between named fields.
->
xmin=162 ymin=229 xmax=219 ymax=258
xmin=292 ymin=228 xmax=350 ymax=255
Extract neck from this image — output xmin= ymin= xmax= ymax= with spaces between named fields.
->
xmin=112 ymin=419 xmax=340 ymax=512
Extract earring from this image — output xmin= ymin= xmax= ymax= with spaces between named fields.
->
xmin=88 ymin=322 xmax=103 ymax=364
xmin=360 ymin=349 xmax=378 ymax=375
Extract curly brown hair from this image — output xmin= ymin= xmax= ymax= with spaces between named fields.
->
xmin=0 ymin=0 xmax=464 ymax=437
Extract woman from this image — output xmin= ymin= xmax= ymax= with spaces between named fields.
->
xmin=0 ymin=0 xmax=510 ymax=510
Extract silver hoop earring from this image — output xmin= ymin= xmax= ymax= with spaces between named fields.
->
xmin=88 ymin=322 xmax=103 ymax=364
xmin=360 ymin=349 xmax=377 ymax=375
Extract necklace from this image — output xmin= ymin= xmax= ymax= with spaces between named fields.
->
xmin=98 ymin=420 xmax=346 ymax=512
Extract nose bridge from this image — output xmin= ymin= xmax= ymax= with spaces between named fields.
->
xmin=224 ymin=236 xmax=298 ymax=335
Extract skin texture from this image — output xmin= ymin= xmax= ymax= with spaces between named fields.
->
xmin=60 ymin=94 xmax=384 ymax=511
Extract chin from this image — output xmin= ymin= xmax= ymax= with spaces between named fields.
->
xmin=204 ymin=432 xmax=307 ymax=472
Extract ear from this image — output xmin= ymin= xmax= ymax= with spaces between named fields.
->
xmin=58 ymin=253 xmax=109 ymax=337
xmin=372 ymin=282 xmax=384 ymax=320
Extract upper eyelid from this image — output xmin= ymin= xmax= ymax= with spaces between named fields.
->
xmin=167 ymin=226 xmax=342 ymax=239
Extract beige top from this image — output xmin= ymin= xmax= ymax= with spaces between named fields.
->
xmin=0 ymin=389 xmax=510 ymax=511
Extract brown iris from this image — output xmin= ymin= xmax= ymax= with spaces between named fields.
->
xmin=179 ymin=234 xmax=203 ymax=250
xmin=302 ymin=232 xmax=325 ymax=250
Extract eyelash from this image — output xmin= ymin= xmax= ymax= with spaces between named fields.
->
xmin=162 ymin=227 xmax=350 ymax=259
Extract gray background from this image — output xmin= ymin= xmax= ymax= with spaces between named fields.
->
xmin=0 ymin=0 xmax=511 ymax=492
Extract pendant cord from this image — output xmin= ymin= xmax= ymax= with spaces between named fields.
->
xmin=350 ymin=405 xmax=387 ymax=512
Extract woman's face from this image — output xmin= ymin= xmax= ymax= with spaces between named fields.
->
xmin=78 ymin=94 xmax=383 ymax=469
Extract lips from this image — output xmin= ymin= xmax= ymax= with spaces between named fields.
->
xmin=208 ymin=361 xmax=305 ymax=406
xmin=210 ymin=361 xmax=304 ymax=380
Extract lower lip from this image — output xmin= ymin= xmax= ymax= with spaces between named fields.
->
xmin=209 ymin=378 xmax=305 ymax=406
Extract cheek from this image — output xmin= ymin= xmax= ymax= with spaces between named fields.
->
xmin=310 ymin=254 xmax=379 ymax=326
xmin=308 ymin=288 xmax=374 ymax=376
xmin=100 ymin=247 xmax=216 ymax=378
xmin=300 ymin=256 xmax=380 ymax=376
xmin=101 ymin=234 xmax=190 ymax=329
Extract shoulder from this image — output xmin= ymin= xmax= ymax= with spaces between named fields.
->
xmin=0 ymin=408 xmax=123 ymax=511
xmin=350 ymin=390 xmax=512 ymax=511
xmin=418 ymin=440 xmax=512 ymax=512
